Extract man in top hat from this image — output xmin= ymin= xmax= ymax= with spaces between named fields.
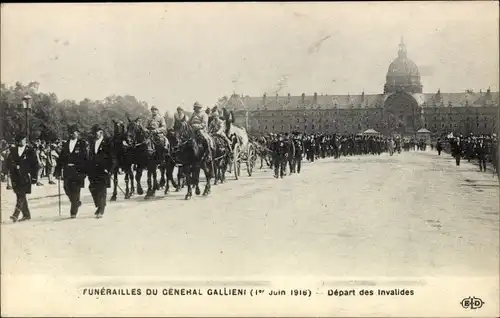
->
xmin=189 ymin=102 xmax=212 ymax=159
xmin=174 ymin=106 xmax=187 ymax=131
xmin=6 ymin=132 xmax=39 ymax=222
xmin=146 ymin=105 xmax=168 ymax=148
xmin=87 ymin=124 xmax=116 ymax=218
xmin=54 ymin=124 xmax=88 ymax=218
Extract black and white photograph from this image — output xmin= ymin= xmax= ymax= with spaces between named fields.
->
xmin=1 ymin=2 xmax=498 ymax=316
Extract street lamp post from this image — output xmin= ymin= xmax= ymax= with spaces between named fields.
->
xmin=22 ymin=95 xmax=33 ymax=142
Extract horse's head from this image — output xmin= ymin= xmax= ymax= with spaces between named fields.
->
xmin=126 ymin=117 xmax=147 ymax=145
xmin=113 ymin=119 xmax=126 ymax=137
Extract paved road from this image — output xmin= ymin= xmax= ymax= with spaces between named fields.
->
xmin=1 ymin=151 xmax=498 ymax=279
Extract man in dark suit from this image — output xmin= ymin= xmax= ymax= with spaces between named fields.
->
xmin=450 ymin=137 xmax=462 ymax=166
xmin=7 ymin=133 xmax=39 ymax=222
xmin=436 ymin=138 xmax=442 ymax=156
xmin=54 ymin=125 xmax=88 ymax=218
xmin=475 ymin=137 xmax=488 ymax=172
xmin=87 ymin=124 xmax=115 ymax=218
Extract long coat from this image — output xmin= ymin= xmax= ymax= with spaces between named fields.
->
xmin=475 ymin=142 xmax=488 ymax=159
xmin=6 ymin=145 xmax=39 ymax=194
xmin=54 ymin=139 xmax=88 ymax=188
xmin=87 ymin=138 xmax=115 ymax=188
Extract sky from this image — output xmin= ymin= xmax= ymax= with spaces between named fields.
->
xmin=1 ymin=2 xmax=499 ymax=113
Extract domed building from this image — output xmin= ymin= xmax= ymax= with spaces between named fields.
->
xmin=221 ymin=38 xmax=498 ymax=138
xmin=384 ymin=37 xmax=422 ymax=94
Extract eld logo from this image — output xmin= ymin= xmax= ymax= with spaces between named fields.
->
xmin=460 ymin=297 xmax=485 ymax=310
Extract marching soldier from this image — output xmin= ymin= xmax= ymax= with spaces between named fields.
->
xmin=54 ymin=125 xmax=88 ymax=218
xmin=87 ymin=124 xmax=115 ymax=218
xmin=7 ymin=133 xmax=39 ymax=222
xmin=189 ymin=102 xmax=212 ymax=159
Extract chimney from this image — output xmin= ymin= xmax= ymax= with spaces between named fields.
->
xmin=287 ymin=93 xmax=291 ymax=101
xmin=276 ymin=92 xmax=279 ymax=99
xmin=301 ymin=93 xmax=305 ymax=103
xmin=314 ymin=92 xmax=318 ymax=104
xmin=263 ymin=93 xmax=266 ymax=104
xmin=361 ymin=91 xmax=365 ymax=103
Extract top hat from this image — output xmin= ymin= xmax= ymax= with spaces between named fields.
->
xmin=91 ymin=124 xmax=103 ymax=134
xmin=14 ymin=132 xmax=27 ymax=142
xmin=68 ymin=124 xmax=80 ymax=134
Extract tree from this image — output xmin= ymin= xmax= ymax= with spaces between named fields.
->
xmin=0 ymin=81 xmax=153 ymax=141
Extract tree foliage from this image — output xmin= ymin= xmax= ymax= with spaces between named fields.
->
xmin=0 ymin=82 xmax=151 ymax=141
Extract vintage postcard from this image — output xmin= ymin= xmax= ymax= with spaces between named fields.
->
xmin=1 ymin=2 xmax=498 ymax=317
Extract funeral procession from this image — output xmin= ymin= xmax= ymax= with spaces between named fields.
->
xmin=1 ymin=5 xmax=499 ymax=317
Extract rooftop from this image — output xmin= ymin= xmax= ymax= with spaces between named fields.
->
xmin=223 ymin=90 xmax=499 ymax=111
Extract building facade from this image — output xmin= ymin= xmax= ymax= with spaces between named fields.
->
xmin=223 ymin=39 xmax=499 ymax=137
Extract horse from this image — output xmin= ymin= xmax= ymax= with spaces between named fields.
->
xmin=125 ymin=118 xmax=165 ymax=199
xmin=253 ymin=136 xmax=272 ymax=169
xmin=110 ymin=120 xmax=135 ymax=200
xmin=210 ymin=134 xmax=232 ymax=184
xmin=221 ymin=108 xmax=254 ymax=176
xmin=174 ymin=122 xmax=214 ymax=200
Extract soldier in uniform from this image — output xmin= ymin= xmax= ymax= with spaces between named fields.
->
xmin=208 ymin=106 xmax=232 ymax=150
xmin=173 ymin=106 xmax=187 ymax=131
xmin=189 ymin=102 xmax=212 ymax=159
xmin=7 ymin=133 xmax=39 ymax=222
xmin=54 ymin=125 xmax=88 ymax=218
xmin=87 ymin=124 xmax=115 ymax=218
xmin=146 ymin=106 xmax=168 ymax=146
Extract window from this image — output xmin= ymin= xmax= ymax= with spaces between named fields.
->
xmin=484 ymin=123 xmax=487 ymax=128
xmin=449 ymin=123 xmax=452 ymax=128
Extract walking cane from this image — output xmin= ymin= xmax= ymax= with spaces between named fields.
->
xmin=57 ymin=177 xmax=61 ymax=217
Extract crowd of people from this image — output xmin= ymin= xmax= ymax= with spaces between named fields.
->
xmin=439 ymin=134 xmax=498 ymax=173
xmin=0 ymin=102 xmax=498 ymax=224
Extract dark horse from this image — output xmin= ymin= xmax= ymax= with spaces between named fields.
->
xmin=125 ymin=118 xmax=168 ymax=199
xmin=210 ymin=133 xmax=232 ymax=185
xmin=110 ymin=120 xmax=135 ymax=200
xmin=173 ymin=122 xmax=214 ymax=200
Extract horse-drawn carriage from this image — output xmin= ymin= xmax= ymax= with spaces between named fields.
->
xmin=225 ymin=119 xmax=257 ymax=180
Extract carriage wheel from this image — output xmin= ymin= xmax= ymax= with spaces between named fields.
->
xmin=247 ymin=146 xmax=255 ymax=177
xmin=233 ymin=144 xmax=240 ymax=180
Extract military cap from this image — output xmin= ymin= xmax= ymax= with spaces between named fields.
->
xmin=176 ymin=106 xmax=183 ymax=111
xmin=68 ymin=124 xmax=80 ymax=134
xmin=151 ymin=105 xmax=159 ymax=111
xmin=14 ymin=132 xmax=27 ymax=142
xmin=193 ymin=102 xmax=202 ymax=109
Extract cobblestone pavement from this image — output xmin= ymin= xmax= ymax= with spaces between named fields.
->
xmin=1 ymin=151 xmax=498 ymax=278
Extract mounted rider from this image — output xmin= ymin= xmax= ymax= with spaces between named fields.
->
xmin=173 ymin=106 xmax=188 ymax=131
xmin=189 ymin=102 xmax=213 ymax=160
xmin=208 ymin=106 xmax=232 ymax=151
xmin=146 ymin=105 xmax=168 ymax=148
